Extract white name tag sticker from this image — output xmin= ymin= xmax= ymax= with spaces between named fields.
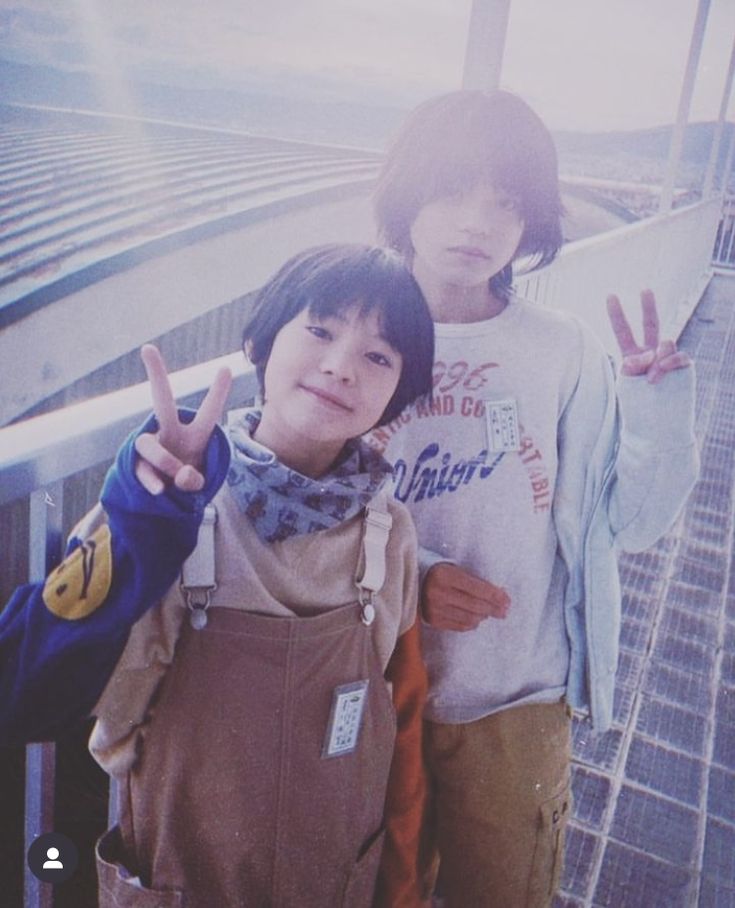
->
xmin=322 ymin=681 xmax=369 ymax=758
xmin=485 ymin=399 xmax=521 ymax=453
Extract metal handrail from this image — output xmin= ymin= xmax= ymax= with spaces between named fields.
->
xmin=0 ymin=352 xmax=257 ymax=507
xmin=1 ymin=198 xmax=726 ymax=509
xmin=1 ymin=351 xmax=257 ymax=907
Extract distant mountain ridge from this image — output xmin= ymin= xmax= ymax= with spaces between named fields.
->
xmin=1 ymin=57 xmax=732 ymax=165
xmin=0 ymin=58 xmax=405 ymax=149
xmin=554 ymin=122 xmax=734 ymax=169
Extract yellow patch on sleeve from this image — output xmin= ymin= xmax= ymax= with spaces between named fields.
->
xmin=42 ymin=524 xmax=113 ymax=620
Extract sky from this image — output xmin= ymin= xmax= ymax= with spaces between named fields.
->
xmin=0 ymin=0 xmax=734 ymax=132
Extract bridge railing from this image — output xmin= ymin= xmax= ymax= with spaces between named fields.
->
xmin=1 ymin=354 xmax=258 ymax=908
xmin=712 ymin=194 xmax=735 ymax=270
xmin=515 ymin=196 xmax=721 ymax=349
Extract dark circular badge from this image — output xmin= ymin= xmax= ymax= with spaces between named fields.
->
xmin=27 ymin=832 xmax=79 ymax=884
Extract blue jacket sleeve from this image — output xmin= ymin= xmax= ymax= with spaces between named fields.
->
xmin=0 ymin=410 xmax=231 ymax=744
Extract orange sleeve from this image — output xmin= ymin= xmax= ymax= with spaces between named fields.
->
xmin=374 ymin=620 xmax=430 ymax=908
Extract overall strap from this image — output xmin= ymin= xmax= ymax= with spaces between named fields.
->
xmin=181 ymin=496 xmax=393 ymax=630
xmin=354 ymin=491 xmax=393 ymax=626
xmin=180 ymin=504 xmax=217 ymax=629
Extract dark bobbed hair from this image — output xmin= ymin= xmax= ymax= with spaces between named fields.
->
xmin=374 ymin=90 xmax=564 ymax=298
xmin=242 ymin=243 xmax=435 ymax=427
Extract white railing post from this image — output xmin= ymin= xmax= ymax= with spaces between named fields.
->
xmin=461 ymin=0 xmax=511 ymax=91
xmin=24 ymin=482 xmax=64 ymax=908
xmin=659 ymin=0 xmax=712 ymax=214
xmin=725 ymin=212 xmax=735 ymax=266
xmin=720 ymin=137 xmax=735 ymax=206
xmin=702 ymin=35 xmax=735 ymax=198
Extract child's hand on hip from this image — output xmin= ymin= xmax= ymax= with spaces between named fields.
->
xmin=606 ymin=289 xmax=691 ymax=384
xmin=134 ymin=344 xmax=232 ymax=495
xmin=421 ymin=563 xmax=509 ymax=631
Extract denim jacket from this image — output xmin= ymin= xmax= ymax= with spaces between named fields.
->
xmin=552 ymin=324 xmax=698 ymax=730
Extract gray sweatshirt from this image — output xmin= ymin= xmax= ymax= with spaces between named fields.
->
xmin=367 ymin=297 xmax=699 ymax=730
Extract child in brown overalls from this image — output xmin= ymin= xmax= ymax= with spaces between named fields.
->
xmin=4 ymin=244 xmax=434 ymax=907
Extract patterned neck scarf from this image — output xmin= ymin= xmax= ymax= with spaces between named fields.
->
xmin=225 ymin=408 xmax=392 ymax=543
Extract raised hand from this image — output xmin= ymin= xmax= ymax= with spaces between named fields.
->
xmin=134 ymin=344 xmax=232 ymax=495
xmin=421 ymin=563 xmax=510 ymax=631
xmin=606 ymin=289 xmax=691 ymax=384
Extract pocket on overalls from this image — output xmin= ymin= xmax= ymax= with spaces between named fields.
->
xmin=341 ymin=826 xmax=386 ymax=908
xmin=96 ymin=827 xmax=184 ymax=908
xmin=527 ymin=783 xmax=572 ymax=908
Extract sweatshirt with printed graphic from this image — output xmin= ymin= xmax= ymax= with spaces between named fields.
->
xmin=367 ymin=297 xmax=698 ymax=731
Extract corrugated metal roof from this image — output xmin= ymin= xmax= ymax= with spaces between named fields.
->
xmin=0 ymin=110 xmax=380 ymax=327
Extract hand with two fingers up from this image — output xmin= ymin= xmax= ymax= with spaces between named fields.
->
xmin=134 ymin=345 xmax=232 ymax=496
xmin=606 ymin=289 xmax=692 ymax=384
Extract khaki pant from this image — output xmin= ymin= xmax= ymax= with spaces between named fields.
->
xmin=423 ymin=700 xmax=572 ymax=908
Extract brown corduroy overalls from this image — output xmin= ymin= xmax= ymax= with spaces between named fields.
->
xmin=96 ymin=505 xmax=398 ymax=908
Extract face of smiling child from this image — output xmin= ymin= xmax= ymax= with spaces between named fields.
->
xmin=409 ymin=181 xmax=524 ymax=310
xmin=253 ymin=306 xmax=402 ymax=477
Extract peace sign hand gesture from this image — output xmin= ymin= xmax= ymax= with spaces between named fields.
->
xmin=606 ymin=289 xmax=691 ymax=384
xmin=134 ymin=344 xmax=232 ymax=495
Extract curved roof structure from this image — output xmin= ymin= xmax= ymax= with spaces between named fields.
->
xmin=0 ymin=104 xmax=635 ymax=425
xmin=0 ymin=105 xmax=380 ymax=329
xmin=0 ymin=104 xmax=640 ymax=332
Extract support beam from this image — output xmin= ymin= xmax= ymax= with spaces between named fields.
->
xmin=462 ymin=0 xmax=512 ymax=92
xmin=720 ymin=123 xmax=735 ymax=203
xmin=703 ymin=34 xmax=735 ymax=198
xmin=659 ymin=0 xmax=712 ymax=214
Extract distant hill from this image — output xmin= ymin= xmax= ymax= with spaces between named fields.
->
xmin=0 ymin=57 xmax=732 ymax=172
xmin=554 ymin=122 xmax=734 ymax=170
xmin=0 ymin=58 xmax=405 ymax=149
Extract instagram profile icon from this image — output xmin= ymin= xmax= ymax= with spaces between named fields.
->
xmin=27 ymin=832 xmax=78 ymax=884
